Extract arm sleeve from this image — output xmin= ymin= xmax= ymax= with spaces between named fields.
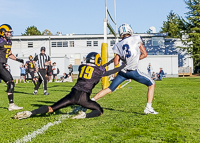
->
xmin=112 ymin=44 xmax=121 ymax=56
xmin=139 ymin=36 xmax=143 ymax=44
xmin=33 ymin=55 xmax=38 ymax=61
xmin=48 ymin=56 xmax=50 ymax=61
xmin=103 ymin=58 xmax=114 ymax=67
xmin=102 ymin=63 xmax=126 ymax=77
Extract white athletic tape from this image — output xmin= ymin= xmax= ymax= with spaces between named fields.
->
xmin=15 ymin=114 xmax=70 ymax=143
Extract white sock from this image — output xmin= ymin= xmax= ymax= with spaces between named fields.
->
xmin=91 ymin=98 xmax=96 ymax=101
xmin=146 ymin=103 xmax=152 ymax=108
xmin=44 ymin=90 xmax=47 ymax=93
xmin=34 ymin=90 xmax=38 ymax=93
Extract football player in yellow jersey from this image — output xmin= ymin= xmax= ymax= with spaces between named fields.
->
xmin=25 ymin=55 xmax=36 ymax=85
xmin=14 ymin=52 xmax=126 ymax=119
xmin=0 ymin=24 xmax=24 ymax=111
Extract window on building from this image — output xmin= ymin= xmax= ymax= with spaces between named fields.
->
xmin=110 ymin=40 xmax=115 ymax=46
xmin=57 ymin=42 xmax=62 ymax=47
xmin=52 ymin=42 xmax=56 ymax=47
xmin=63 ymin=41 xmax=68 ymax=47
xmin=28 ymin=42 xmax=33 ymax=48
xmin=93 ymin=41 xmax=98 ymax=46
xmin=70 ymin=41 xmax=74 ymax=47
xmin=87 ymin=41 xmax=92 ymax=46
xmin=152 ymin=37 xmax=164 ymax=46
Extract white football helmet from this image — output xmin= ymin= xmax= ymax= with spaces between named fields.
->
xmin=118 ymin=23 xmax=133 ymax=37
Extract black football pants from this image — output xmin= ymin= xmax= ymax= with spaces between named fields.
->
xmin=0 ymin=63 xmax=13 ymax=82
xmin=51 ymin=88 xmax=103 ymax=118
xmin=35 ymin=69 xmax=47 ymax=91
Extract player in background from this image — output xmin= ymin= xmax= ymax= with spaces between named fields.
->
xmin=0 ymin=24 xmax=24 ymax=111
xmin=92 ymin=24 xmax=158 ymax=115
xmin=25 ymin=55 xmax=36 ymax=85
xmin=14 ymin=52 xmax=126 ymax=119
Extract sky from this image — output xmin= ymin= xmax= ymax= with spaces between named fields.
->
xmin=0 ymin=0 xmax=188 ymax=36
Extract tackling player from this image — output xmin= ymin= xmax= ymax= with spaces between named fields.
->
xmin=25 ymin=55 xmax=36 ymax=85
xmin=14 ymin=52 xmax=126 ymax=119
xmin=92 ymin=24 xmax=158 ymax=114
xmin=0 ymin=24 xmax=24 ymax=111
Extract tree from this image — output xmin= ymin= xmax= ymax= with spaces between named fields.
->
xmin=42 ymin=29 xmax=53 ymax=35
xmin=160 ymin=11 xmax=185 ymax=38
xmin=22 ymin=26 xmax=41 ymax=36
xmin=183 ymin=0 xmax=200 ymax=65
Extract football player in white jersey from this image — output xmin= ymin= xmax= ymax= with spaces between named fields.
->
xmin=92 ymin=23 xmax=158 ymax=114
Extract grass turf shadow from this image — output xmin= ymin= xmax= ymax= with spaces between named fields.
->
xmin=14 ymin=91 xmax=29 ymax=94
xmin=103 ymin=107 xmax=145 ymax=115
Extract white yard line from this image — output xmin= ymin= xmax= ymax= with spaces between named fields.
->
xmin=114 ymin=81 xmax=131 ymax=92
xmin=120 ymin=81 xmax=131 ymax=88
xmin=15 ymin=113 xmax=73 ymax=143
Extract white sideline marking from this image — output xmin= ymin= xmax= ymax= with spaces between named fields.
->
xmin=15 ymin=114 xmax=70 ymax=143
xmin=120 ymin=81 xmax=131 ymax=88
xmin=114 ymin=81 xmax=131 ymax=92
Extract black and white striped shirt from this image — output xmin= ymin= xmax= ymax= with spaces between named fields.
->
xmin=33 ymin=53 xmax=50 ymax=69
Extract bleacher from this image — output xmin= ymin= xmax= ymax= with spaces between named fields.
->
xmin=178 ymin=67 xmax=192 ymax=77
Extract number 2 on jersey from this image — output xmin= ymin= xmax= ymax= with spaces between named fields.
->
xmin=122 ymin=44 xmax=131 ymax=58
xmin=79 ymin=66 xmax=94 ymax=79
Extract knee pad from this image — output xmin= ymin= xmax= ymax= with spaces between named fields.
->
xmin=7 ymin=81 xmax=15 ymax=93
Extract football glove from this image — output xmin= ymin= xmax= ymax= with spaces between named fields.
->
xmin=16 ymin=58 xmax=24 ymax=64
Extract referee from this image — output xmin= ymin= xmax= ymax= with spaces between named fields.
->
xmin=33 ymin=47 xmax=50 ymax=95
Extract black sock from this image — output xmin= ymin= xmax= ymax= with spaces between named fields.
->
xmin=31 ymin=105 xmax=49 ymax=116
xmin=8 ymin=94 xmax=14 ymax=103
xmin=86 ymin=110 xmax=102 ymax=118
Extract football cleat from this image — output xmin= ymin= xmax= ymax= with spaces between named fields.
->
xmin=33 ymin=91 xmax=37 ymax=95
xmin=44 ymin=92 xmax=49 ymax=95
xmin=71 ymin=106 xmax=82 ymax=114
xmin=8 ymin=103 xmax=23 ymax=111
xmin=14 ymin=111 xmax=32 ymax=120
xmin=144 ymin=107 xmax=158 ymax=115
xmin=71 ymin=111 xmax=86 ymax=119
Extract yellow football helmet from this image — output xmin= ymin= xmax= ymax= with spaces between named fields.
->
xmin=0 ymin=24 xmax=13 ymax=38
xmin=29 ymin=55 xmax=33 ymax=60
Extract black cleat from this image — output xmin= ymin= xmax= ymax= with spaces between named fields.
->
xmin=44 ymin=92 xmax=49 ymax=95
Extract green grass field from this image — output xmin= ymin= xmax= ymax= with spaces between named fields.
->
xmin=0 ymin=77 xmax=200 ymax=143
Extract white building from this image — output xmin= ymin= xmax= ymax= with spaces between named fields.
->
xmin=8 ymin=33 xmax=193 ymax=78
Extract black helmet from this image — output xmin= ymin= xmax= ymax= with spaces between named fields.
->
xmin=86 ymin=52 xmax=102 ymax=66
xmin=41 ymin=46 xmax=45 ymax=51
